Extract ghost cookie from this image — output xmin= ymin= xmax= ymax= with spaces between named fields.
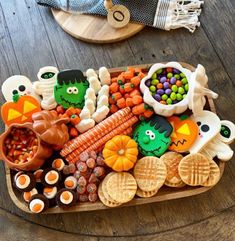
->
xmin=2 ymin=75 xmax=41 ymax=102
xmin=200 ymin=120 xmax=235 ymax=161
xmin=133 ymin=115 xmax=173 ymax=157
xmin=189 ymin=110 xmax=221 ymax=153
xmin=54 ymin=69 xmax=89 ymax=109
xmin=33 ymin=66 xmax=59 ymax=110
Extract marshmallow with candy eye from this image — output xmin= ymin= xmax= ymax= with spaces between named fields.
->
xmin=2 ymin=75 xmax=41 ymax=102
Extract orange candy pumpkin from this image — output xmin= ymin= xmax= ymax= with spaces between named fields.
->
xmin=168 ymin=115 xmax=198 ymax=152
xmin=1 ymin=95 xmax=41 ymax=126
xmin=103 ymin=135 xmax=138 ymax=172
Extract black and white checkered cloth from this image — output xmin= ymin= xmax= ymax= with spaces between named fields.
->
xmin=37 ymin=0 xmax=204 ymax=32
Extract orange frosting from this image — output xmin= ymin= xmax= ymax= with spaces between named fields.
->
xmin=19 ymin=175 xmax=26 ymax=185
xmin=47 ymin=171 xmax=57 ymax=181
xmin=32 ymin=203 xmax=42 ymax=213
xmin=65 ymin=180 xmax=74 ymax=188
xmin=62 ymin=191 xmax=70 ymax=201
xmin=54 ymin=159 xmax=62 ymax=168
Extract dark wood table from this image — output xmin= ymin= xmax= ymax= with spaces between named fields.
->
xmin=0 ymin=1 xmax=235 ymax=240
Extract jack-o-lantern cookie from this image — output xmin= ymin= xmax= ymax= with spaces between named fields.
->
xmin=1 ymin=95 xmax=41 ymax=126
xmin=168 ymin=115 xmax=198 ymax=152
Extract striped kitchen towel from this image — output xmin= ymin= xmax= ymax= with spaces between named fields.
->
xmin=37 ymin=0 xmax=204 ymax=33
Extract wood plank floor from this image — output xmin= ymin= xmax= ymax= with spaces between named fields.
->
xmin=0 ymin=0 xmax=234 ymax=240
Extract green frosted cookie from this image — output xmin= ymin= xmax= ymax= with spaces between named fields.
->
xmin=133 ymin=115 xmax=173 ymax=157
xmin=54 ymin=69 xmax=89 ymax=109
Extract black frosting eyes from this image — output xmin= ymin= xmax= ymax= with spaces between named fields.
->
xmin=18 ymin=85 xmax=26 ymax=92
xmin=201 ymin=124 xmax=209 ymax=132
xmin=12 ymin=89 xmax=18 ymax=95
xmin=197 ymin=121 xmax=201 ymax=126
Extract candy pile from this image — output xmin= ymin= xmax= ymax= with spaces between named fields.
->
xmin=74 ymin=151 xmax=106 ymax=203
xmin=4 ymin=127 xmax=38 ymax=164
xmin=109 ymin=67 xmax=154 ymax=119
xmin=145 ymin=68 xmax=188 ymax=105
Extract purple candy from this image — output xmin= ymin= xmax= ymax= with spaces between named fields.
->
xmin=154 ymin=94 xmax=161 ymax=101
xmin=173 ymin=68 xmax=180 ymax=74
xmin=160 ymin=77 xmax=167 ymax=83
xmin=157 ymin=89 xmax=164 ymax=95
xmin=145 ymin=79 xmax=151 ymax=87
xmin=170 ymin=77 xmax=176 ymax=84
xmin=163 ymin=82 xmax=170 ymax=89
xmin=165 ymin=88 xmax=172 ymax=95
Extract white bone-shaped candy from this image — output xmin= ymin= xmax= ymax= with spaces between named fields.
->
xmin=85 ymin=99 xmax=96 ymax=115
xmin=88 ymin=76 xmax=101 ymax=94
xmin=97 ymin=95 xmax=109 ymax=109
xmin=97 ymin=85 xmax=109 ymax=100
xmin=85 ymin=88 xmax=96 ymax=104
xmin=86 ymin=69 xmax=98 ymax=79
xmin=99 ymin=67 xmax=111 ymax=86
xmin=80 ymin=107 xmax=91 ymax=120
xmin=2 ymin=75 xmax=41 ymax=102
xmin=92 ymin=106 xmax=110 ymax=123
xmin=76 ymin=119 xmax=95 ymax=133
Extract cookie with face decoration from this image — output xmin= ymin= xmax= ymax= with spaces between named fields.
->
xmin=54 ymin=69 xmax=89 ymax=109
xmin=189 ymin=111 xmax=221 ymax=153
xmin=133 ymin=115 xmax=173 ymax=157
xmin=200 ymin=120 xmax=235 ymax=161
xmin=2 ymin=75 xmax=41 ymax=102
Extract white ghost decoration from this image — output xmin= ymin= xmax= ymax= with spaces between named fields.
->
xmin=1 ymin=75 xmax=41 ymax=102
xmin=189 ymin=110 xmax=221 ymax=153
xmin=188 ymin=64 xmax=218 ymax=115
xmin=200 ymin=120 xmax=235 ymax=161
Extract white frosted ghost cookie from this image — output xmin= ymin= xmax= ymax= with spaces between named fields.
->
xmin=2 ymin=75 xmax=41 ymax=102
xmin=189 ymin=110 xmax=221 ymax=153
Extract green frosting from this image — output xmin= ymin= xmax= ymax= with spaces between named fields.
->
xmin=54 ymin=69 xmax=89 ymax=109
xmin=133 ymin=115 xmax=173 ymax=157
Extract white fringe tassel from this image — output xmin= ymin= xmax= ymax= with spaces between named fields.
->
xmin=166 ymin=0 xmax=204 ymax=33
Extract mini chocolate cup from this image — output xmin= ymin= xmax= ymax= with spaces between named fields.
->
xmin=40 ymin=168 xmax=61 ymax=187
xmin=29 ymin=194 xmax=49 ymax=213
xmin=0 ymin=123 xmax=53 ymax=171
xmin=14 ymin=173 xmax=36 ymax=192
xmin=56 ymin=188 xmax=78 ymax=209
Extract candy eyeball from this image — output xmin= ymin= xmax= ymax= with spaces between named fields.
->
xmin=72 ymin=87 xmax=79 ymax=94
xmin=67 ymin=87 xmax=73 ymax=94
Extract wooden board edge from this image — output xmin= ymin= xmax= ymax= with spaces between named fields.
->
xmin=3 ymin=62 xmax=226 ymax=214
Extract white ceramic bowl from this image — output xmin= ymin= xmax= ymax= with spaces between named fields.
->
xmin=140 ymin=62 xmax=193 ymax=117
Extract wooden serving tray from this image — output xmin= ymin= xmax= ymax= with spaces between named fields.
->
xmin=4 ymin=63 xmax=225 ymax=214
